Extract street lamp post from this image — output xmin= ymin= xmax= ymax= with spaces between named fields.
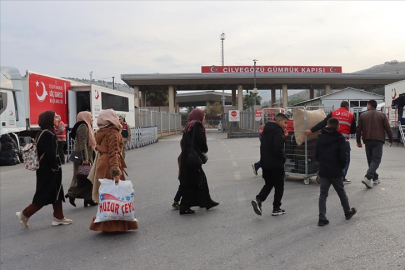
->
xmin=252 ymin=59 xmax=258 ymax=131
xmin=253 ymin=59 xmax=258 ymax=95
xmin=220 ymin=33 xmax=226 ymax=131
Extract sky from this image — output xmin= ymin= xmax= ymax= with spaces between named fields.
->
xmin=1 ymin=1 xmax=405 ymax=85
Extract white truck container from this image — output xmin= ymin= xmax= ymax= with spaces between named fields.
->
xmin=1 ymin=66 xmax=135 ymax=152
xmin=385 ymin=79 xmax=405 ymax=126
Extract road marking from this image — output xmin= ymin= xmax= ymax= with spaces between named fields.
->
xmin=0 ymin=168 xmax=23 ymax=175
xmin=232 ymin=161 xmax=238 ymax=167
xmin=234 ymin=171 xmax=241 ymax=181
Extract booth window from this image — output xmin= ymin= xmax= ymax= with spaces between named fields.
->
xmin=101 ymin=93 xmax=129 ymax=112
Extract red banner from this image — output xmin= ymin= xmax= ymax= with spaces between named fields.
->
xmin=29 ymin=73 xmax=71 ymax=125
xmin=201 ymin=66 xmax=342 ymax=73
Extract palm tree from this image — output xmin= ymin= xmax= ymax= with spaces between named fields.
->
xmin=243 ymin=92 xmax=262 ymax=110
xmin=146 ymin=91 xmax=168 ymax=106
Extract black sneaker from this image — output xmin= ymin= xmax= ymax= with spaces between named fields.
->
xmin=345 ymin=207 xmax=357 ymax=220
xmin=272 ymin=208 xmax=286 ymax=216
xmin=318 ymin=219 xmax=329 ymax=226
xmin=251 ymin=200 xmax=262 ymax=215
xmin=251 ymin=164 xmax=258 ymax=176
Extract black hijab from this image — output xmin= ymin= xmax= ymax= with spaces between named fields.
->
xmin=38 ymin=110 xmax=55 ymax=131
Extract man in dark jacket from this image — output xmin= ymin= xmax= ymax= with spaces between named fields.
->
xmin=251 ymin=113 xmax=288 ymax=216
xmin=315 ymin=118 xmax=356 ymax=226
xmin=304 ymin=101 xmax=356 ymax=184
xmin=356 ymin=99 xmax=393 ymax=188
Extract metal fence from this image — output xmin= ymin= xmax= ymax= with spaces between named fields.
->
xmin=135 ymin=109 xmax=182 ymax=134
xmin=66 ymin=126 xmax=160 ymax=163
xmin=227 ymin=108 xmax=286 ymax=138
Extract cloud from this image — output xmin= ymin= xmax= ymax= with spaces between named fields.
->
xmin=1 ymin=0 xmax=405 ymax=83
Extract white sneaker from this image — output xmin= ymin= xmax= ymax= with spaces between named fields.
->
xmin=373 ymin=179 xmax=380 ymax=185
xmin=361 ymin=177 xmax=373 ymax=188
xmin=52 ymin=217 xmax=73 ymax=226
xmin=16 ymin=212 xmax=29 ymax=227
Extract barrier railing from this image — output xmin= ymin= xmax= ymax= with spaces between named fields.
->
xmin=128 ymin=126 xmax=158 ymax=149
xmin=67 ymin=126 xmax=159 ymax=162
xmin=135 ymin=109 xmax=182 ymax=134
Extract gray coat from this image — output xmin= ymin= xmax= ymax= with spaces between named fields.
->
xmin=67 ymin=123 xmax=94 ymax=200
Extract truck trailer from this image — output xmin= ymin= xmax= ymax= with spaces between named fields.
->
xmin=0 ymin=66 xmax=135 ymax=156
xmin=385 ymin=79 xmax=405 ymax=125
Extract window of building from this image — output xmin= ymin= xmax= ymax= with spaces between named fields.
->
xmin=350 ymin=101 xmax=359 ymax=107
xmin=360 ymin=101 xmax=368 ymax=107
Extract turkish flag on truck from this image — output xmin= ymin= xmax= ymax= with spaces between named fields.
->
xmin=28 ymin=73 xmax=70 ymax=126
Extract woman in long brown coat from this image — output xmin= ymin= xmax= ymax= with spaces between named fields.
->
xmin=65 ymin=111 xmax=97 ymax=207
xmin=89 ymin=109 xmax=138 ymax=232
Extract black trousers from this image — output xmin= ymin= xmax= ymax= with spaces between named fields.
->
xmin=56 ymin=141 xmax=66 ymax=164
xmin=256 ymin=168 xmax=285 ymax=208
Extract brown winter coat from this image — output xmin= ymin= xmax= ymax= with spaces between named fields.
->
xmin=95 ymin=126 xmax=126 ymax=179
xmin=356 ymin=109 xmax=393 ymax=144
xmin=89 ymin=125 xmax=136 ymax=232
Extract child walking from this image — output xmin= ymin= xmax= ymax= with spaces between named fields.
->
xmin=315 ymin=118 xmax=357 ymax=226
xmin=251 ymin=113 xmax=289 ymax=216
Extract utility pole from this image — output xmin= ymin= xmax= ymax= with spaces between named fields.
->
xmin=112 ymin=77 xmax=115 ymax=90
xmin=220 ymin=32 xmax=226 ymax=131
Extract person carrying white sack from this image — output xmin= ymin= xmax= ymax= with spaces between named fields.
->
xmin=89 ymin=109 xmax=138 ymax=233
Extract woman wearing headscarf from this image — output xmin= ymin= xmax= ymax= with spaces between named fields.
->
xmin=65 ymin=111 xmax=98 ymax=207
xmin=16 ymin=110 xmax=72 ymax=227
xmin=89 ymin=109 xmax=138 ymax=232
xmin=178 ymin=108 xmax=219 ymax=215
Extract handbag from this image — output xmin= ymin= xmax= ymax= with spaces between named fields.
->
xmin=76 ymin=164 xmax=92 ymax=186
xmin=186 ymin=126 xmax=207 ymax=170
xmin=69 ymin=151 xmax=82 ymax=165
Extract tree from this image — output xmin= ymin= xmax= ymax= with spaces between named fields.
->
xmin=146 ymin=90 xmax=168 ymax=106
xmin=204 ymin=101 xmax=222 ymax=119
xmin=243 ymin=92 xmax=262 ymax=110
xmin=289 ymin=98 xmax=306 ymax=106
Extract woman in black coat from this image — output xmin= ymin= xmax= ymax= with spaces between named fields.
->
xmin=16 ymin=110 xmax=73 ymax=228
xmin=178 ymin=108 xmax=219 ymax=215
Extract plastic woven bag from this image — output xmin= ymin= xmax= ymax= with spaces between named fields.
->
xmin=94 ymin=179 xmax=137 ymax=223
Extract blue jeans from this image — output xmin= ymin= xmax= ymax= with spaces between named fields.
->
xmin=343 ymin=140 xmax=350 ymax=179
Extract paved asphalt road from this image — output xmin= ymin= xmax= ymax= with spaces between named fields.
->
xmin=1 ymin=131 xmax=404 ymax=270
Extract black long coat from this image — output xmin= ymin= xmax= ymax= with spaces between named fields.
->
xmin=179 ymin=123 xmax=210 ymax=207
xmin=32 ymin=129 xmax=65 ymax=205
